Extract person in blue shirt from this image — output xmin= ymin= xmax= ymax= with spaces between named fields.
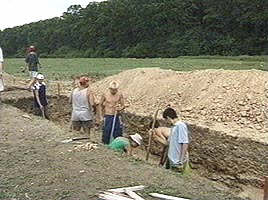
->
xmin=162 ymin=107 xmax=190 ymax=172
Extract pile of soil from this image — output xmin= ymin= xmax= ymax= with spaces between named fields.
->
xmin=91 ymin=68 xmax=268 ymax=143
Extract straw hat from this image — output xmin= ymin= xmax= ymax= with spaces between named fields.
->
xmin=109 ymin=81 xmax=119 ymax=89
xmin=130 ymin=133 xmax=143 ymax=146
xmin=36 ymin=74 xmax=44 ymax=80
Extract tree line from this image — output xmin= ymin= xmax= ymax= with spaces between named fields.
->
xmin=1 ymin=0 xmax=268 ymax=58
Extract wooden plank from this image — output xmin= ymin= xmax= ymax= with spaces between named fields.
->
xmin=124 ymin=189 xmax=145 ymax=200
xmin=99 ymin=192 xmax=133 ymax=200
xmin=149 ymin=193 xmax=190 ymax=200
xmin=108 ymin=185 xmax=145 ymax=193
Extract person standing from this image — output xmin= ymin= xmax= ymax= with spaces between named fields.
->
xmin=33 ymin=74 xmax=49 ymax=119
xmin=162 ymin=107 xmax=190 ymax=173
xmin=99 ymin=81 xmax=125 ymax=144
xmin=0 ymin=47 xmax=4 ymax=102
xmin=25 ymin=46 xmax=41 ymax=89
xmin=70 ymin=76 xmax=98 ymax=137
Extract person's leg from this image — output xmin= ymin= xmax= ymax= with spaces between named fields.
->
xmin=159 ymin=146 xmax=168 ymax=166
xmin=113 ymin=115 xmax=123 ymax=139
xmin=102 ymin=116 xmax=112 ymax=144
xmin=72 ymin=121 xmax=82 ymax=132
xmin=82 ymin=120 xmax=92 ymax=137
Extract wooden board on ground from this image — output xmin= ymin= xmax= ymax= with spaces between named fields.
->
xmin=149 ymin=193 xmax=190 ymax=200
xmin=124 ymin=189 xmax=145 ymax=200
xmin=107 ymin=185 xmax=145 ymax=193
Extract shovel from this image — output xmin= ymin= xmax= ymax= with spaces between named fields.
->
xmin=61 ymin=137 xmax=90 ymax=144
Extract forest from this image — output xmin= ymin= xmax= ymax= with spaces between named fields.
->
xmin=0 ymin=0 xmax=268 ymax=58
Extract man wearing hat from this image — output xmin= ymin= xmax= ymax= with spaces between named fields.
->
xmin=99 ymin=81 xmax=125 ymax=144
xmin=70 ymin=76 xmax=98 ymax=137
xmin=33 ymin=73 xmax=49 ymax=119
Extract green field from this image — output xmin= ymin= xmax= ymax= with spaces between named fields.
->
xmin=5 ymin=56 xmax=268 ymax=80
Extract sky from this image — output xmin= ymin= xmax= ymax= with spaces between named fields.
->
xmin=0 ymin=0 xmax=104 ymax=30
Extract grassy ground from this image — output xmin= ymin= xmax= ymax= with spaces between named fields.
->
xmin=4 ymin=56 xmax=268 ymax=80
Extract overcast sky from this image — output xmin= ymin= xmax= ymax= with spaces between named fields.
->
xmin=0 ymin=0 xmax=104 ymax=30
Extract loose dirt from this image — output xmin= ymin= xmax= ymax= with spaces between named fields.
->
xmin=91 ymin=68 xmax=268 ymax=144
xmin=1 ymin=69 xmax=267 ymax=200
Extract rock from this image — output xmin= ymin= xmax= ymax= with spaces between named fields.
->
xmin=238 ymin=101 xmax=246 ymax=106
xmin=241 ymin=111 xmax=247 ymax=117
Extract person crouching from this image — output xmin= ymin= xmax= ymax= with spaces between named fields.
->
xmin=108 ymin=133 xmax=143 ymax=156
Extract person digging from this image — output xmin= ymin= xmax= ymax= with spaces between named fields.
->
xmin=33 ymin=74 xmax=49 ymax=119
xmin=148 ymin=120 xmax=171 ymax=166
xmin=162 ymin=107 xmax=190 ymax=173
xmin=108 ymin=133 xmax=143 ymax=156
xmin=70 ymin=76 xmax=99 ymax=138
xmin=99 ymin=81 xmax=125 ymax=144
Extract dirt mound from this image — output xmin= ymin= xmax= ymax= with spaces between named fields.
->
xmin=92 ymin=68 xmax=268 ymax=143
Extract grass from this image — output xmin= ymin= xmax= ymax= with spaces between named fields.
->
xmin=4 ymin=55 xmax=268 ymax=80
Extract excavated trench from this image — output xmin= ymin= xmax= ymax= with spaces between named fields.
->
xmin=3 ymin=96 xmax=268 ymax=190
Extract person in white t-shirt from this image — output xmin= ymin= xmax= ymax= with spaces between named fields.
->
xmin=0 ymin=47 xmax=4 ymax=99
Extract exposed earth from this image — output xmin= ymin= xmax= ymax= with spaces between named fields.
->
xmin=0 ymin=69 xmax=267 ymax=200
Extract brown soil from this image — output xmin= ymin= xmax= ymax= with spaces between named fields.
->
xmin=91 ymin=68 xmax=268 ymax=144
xmin=1 ymin=104 xmax=246 ymax=200
xmin=1 ymin=69 xmax=267 ymax=199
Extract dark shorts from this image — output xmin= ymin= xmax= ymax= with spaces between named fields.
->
xmin=72 ymin=120 xmax=93 ymax=134
xmin=102 ymin=115 xmax=123 ymax=144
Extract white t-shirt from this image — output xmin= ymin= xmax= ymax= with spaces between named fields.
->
xmin=0 ymin=47 xmax=3 ymax=63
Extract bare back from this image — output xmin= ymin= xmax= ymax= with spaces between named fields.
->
xmin=155 ymin=127 xmax=171 ymax=139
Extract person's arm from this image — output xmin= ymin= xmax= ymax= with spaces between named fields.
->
xmin=37 ymin=56 xmax=41 ymax=67
xmin=25 ymin=55 xmax=29 ymax=71
xmin=0 ymin=48 xmax=4 ymax=78
xmin=88 ymin=90 xmax=95 ymax=107
xmin=34 ymin=89 xmax=43 ymax=109
xmin=69 ymin=90 xmax=73 ymax=104
xmin=0 ymin=62 xmax=3 ymax=78
xmin=99 ymin=94 xmax=106 ymax=118
xmin=116 ymin=93 xmax=125 ymax=112
xmin=180 ymin=143 xmax=189 ymax=163
xmin=125 ymin=145 xmax=132 ymax=156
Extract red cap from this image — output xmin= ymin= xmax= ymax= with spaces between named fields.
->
xmin=79 ymin=76 xmax=89 ymax=86
xmin=28 ymin=46 xmax=36 ymax=52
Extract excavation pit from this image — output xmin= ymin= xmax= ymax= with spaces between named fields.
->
xmin=3 ymin=96 xmax=268 ymax=190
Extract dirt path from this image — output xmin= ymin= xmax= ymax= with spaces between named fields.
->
xmin=0 ymin=105 xmax=245 ymax=200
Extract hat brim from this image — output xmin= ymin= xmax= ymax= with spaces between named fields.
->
xmin=130 ymin=135 xmax=141 ymax=146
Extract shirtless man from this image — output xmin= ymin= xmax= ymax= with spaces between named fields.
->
xmin=149 ymin=120 xmax=171 ymax=165
xmin=149 ymin=120 xmax=171 ymax=146
xmin=99 ymin=81 xmax=125 ymax=144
